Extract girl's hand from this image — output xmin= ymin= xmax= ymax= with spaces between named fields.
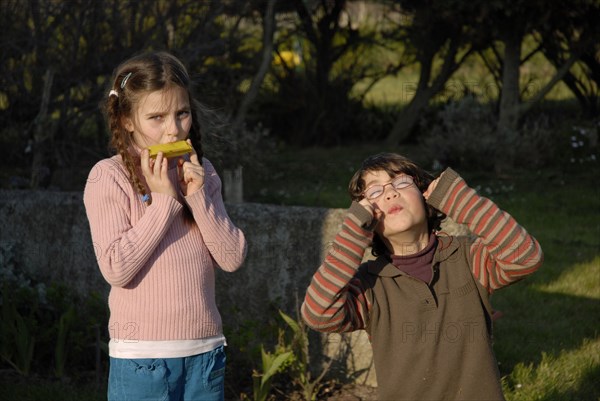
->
xmin=423 ymin=172 xmax=445 ymax=200
xmin=140 ymin=149 xmax=178 ymax=199
xmin=178 ymin=139 xmax=204 ymax=196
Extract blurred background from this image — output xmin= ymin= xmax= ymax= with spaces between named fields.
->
xmin=0 ymin=1 xmax=598 ymax=400
xmin=1 ymin=0 xmax=597 ymax=200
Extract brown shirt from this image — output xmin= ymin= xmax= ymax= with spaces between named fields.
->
xmin=359 ymin=236 xmax=504 ymax=400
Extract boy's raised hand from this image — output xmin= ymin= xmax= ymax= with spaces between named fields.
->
xmin=178 ymin=139 xmax=204 ymax=196
xmin=359 ymin=198 xmax=383 ymax=222
xmin=423 ymin=171 xmax=445 ymax=201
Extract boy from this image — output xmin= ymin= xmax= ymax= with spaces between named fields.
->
xmin=301 ymin=153 xmax=543 ymax=400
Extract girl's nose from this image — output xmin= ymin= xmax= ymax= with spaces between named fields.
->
xmin=166 ymin=117 xmax=180 ymax=136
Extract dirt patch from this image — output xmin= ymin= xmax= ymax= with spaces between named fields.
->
xmin=323 ymin=383 xmax=378 ymax=401
xmin=255 ymin=381 xmax=378 ymax=401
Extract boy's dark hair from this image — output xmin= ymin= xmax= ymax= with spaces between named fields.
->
xmin=348 ymin=153 xmax=444 ymax=256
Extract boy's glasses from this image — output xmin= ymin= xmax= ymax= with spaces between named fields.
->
xmin=363 ymin=175 xmax=414 ymax=200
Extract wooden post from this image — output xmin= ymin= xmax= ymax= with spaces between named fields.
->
xmin=223 ymin=165 xmax=243 ymax=203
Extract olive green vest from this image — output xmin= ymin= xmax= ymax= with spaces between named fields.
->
xmin=359 ymin=236 xmax=505 ymax=401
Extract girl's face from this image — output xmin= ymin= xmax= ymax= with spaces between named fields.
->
xmin=362 ymin=169 xmax=428 ymax=238
xmin=124 ymin=86 xmax=192 ymax=149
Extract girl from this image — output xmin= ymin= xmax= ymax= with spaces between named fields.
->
xmin=83 ymin=51 xmax=247 ymax=401
xmin=301 ymin=153 xmax=543 ymax=401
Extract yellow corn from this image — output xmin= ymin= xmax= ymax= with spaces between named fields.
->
xmin=147 ymin=141 xmax=193 ymax=158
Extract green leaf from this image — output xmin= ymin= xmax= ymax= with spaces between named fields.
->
xmin=279 ymin=310 xmax=301 ymax=334
xmin=261 ymin=351 xmax=293 ymax=386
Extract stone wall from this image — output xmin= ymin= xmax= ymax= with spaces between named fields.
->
xmin=0 ymin=189 xmax=470 ymax=387
xmin=0 ymin=189 xmax=377 ymax=385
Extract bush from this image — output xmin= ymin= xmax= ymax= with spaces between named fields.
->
xmin=250 ymin=75 xmax=392 ymax=147
xmin=418 ymin=97 xmax=498 ymax=170
xmin=0 ymin=241 xmax=108 ymax=380
xmin=417 ymin=97 xmax=593 ymax=171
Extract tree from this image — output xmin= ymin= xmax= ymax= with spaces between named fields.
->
xmin=383 ymin=0 xmax=485 ymax=146
xmin=538 ymin=0 xmax=600 ymax=117
xmin=0 ymin=0 xmax=270 ymax=188
xmin=232 ymin=0 xmax=278 ymax=131
xmin=254 ymin=0 xmax=385 ymax=145
xmin=289 ymin=0 xmax=363 ymax=145
xmin=476 ymin=0 xmax=593 ymax=171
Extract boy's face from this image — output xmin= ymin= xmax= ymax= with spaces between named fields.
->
xmin=362 ymin=169 xmax=428 ymax=239
xmin=124 ymin=86 xmax=192 ymax=149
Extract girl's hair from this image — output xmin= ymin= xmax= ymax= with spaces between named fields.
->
xmin=348 ymin=153 xmax=445 ymax=256
xmin=103 ymin=51 xmax=203 ymax=202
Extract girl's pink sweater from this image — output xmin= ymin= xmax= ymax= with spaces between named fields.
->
xmin=83 ymin=156 xmax=247 ymax=341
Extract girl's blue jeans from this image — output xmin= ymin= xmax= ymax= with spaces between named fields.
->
xmin=108 ymin=345 xmax=226 ymax=401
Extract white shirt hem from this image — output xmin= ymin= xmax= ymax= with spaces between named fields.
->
xmin=109 ymin=334 xmax=226 ymax=359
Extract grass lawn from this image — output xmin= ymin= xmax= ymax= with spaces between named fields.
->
xmin=243 ymin=142 xmax=433 ymax=208
xmin=485 ymin=166 xmax=600 ymax=401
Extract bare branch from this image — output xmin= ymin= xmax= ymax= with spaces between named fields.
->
xmin=232 ymin=0 xmax=277 ymax=130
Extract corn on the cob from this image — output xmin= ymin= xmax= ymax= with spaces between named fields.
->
xmin=147 ymin=141 xmax=193 ymax=158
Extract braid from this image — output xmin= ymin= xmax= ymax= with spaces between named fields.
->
xmin=105 ymin=90 xmax=151 ymax=204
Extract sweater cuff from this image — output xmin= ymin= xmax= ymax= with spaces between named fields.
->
xmin=183 ymin=186 xmax=208 ymax=212
xmin=426 ymin=167 xmax=460 ymax=210
xmin=151 ymin=192 xmax=184 ymax=214
xmin=348 ymin=201 xmax=376 ymax=230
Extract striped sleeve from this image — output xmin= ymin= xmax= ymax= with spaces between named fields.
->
xmin=301 ymin=203 xmax=374 ymax=333
xmin=427 ymin=168 xmax=543 ymax=292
